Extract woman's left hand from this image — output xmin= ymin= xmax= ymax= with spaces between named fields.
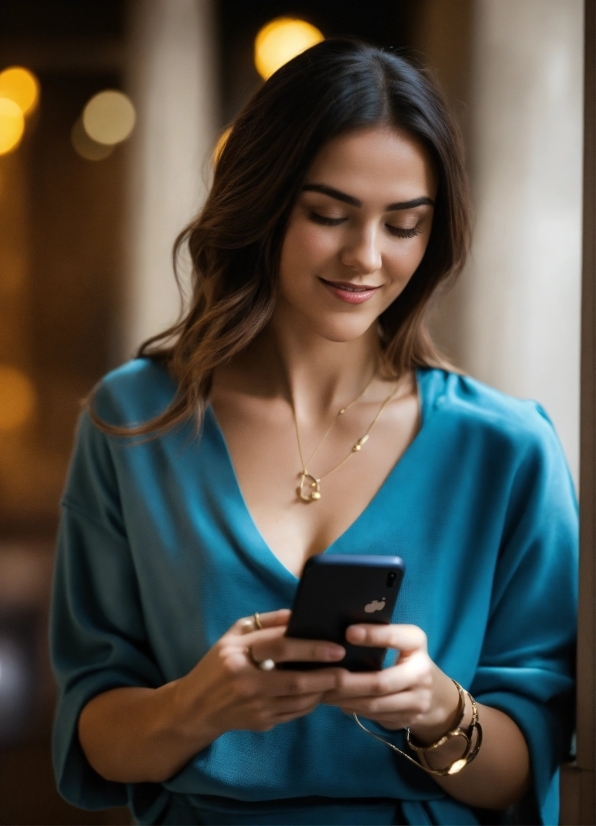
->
xmin=322 ymin=623 xmax=460 ymax=740
xmin=322 ymin=623 xmax=532 ymax=810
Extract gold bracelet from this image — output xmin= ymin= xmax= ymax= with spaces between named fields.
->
xmin=406 ymin=680 xmax=466 ymax=753
xmin=351 ymin=680 xmax=483 ymax=777
xmin=414 ymin=689 xmax=483 ymax=774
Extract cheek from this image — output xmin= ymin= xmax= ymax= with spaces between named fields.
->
xmin=385 ymin=238 xmax=429 ymax=291
xmin=280 ymin=221 xmax=336 ymax=279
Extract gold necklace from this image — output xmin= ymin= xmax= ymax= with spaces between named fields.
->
xmin=292 ymin=377 xmax=400 ymax=502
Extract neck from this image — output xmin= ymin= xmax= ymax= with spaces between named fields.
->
xmin=239 ymin=305 xmax=384 ymax=420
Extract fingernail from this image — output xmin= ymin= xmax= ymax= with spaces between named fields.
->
xmin=347 ymin=626 xmax=366 ymax=642
xmin=323 ymin=646 xmax=345 ymax=660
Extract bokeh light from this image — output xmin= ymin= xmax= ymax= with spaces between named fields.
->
xmin=71 ymin=117 xmax=114 ymax=161
xmin=0 ymin=67 xmax=39 ymax=116
xmin=0 ymin=365 xmax=36 ymax=431
xmin=0 ymin=98 xmax=25 ymax=155
xmin=82 ymin=90 xmax=136 ymax=146
xmin=254 ymin=18 xmax=324 ymax=80
xmin=213 ymin=126 xmax=232 ymax=164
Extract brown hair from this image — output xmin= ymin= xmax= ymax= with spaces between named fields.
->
xmin=90 ymin=38 xmax=470 ymax=436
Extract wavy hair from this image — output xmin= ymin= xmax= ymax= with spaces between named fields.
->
xmin=90 ymin=38 xmax=470 ymax=435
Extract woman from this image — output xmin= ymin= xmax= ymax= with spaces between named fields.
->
xmin=51 ymin=39 xmax=577 ymax=825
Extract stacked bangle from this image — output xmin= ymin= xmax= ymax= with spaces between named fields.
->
xmin=352 ymin=679 xmax=483 ymax=777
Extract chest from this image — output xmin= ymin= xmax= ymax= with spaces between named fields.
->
xmin=209 ymin=391 xmax=421 ymax=576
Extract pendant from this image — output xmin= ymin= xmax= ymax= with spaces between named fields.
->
xmin=298 ymin=471 xmax=322 ymax=502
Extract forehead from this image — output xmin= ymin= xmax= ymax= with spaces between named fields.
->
xmin=304 ymin=126 xmax=437 ymax=202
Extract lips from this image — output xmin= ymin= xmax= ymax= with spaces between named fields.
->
xmin=318 ymin=277 xmax=381 ymax=305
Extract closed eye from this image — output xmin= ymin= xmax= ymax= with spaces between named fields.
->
xmin=308 ymin=211 xmax=346 ymax=226
xmin=309 ymin=211 xmax=423 ymax=238
xmin=386 ymin=225 xmax=422 ymax=239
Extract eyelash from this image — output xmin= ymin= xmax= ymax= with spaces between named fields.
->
xmin=386 ymin=225 xmax=421 ymax=239
xmin=308 ymin=212 xmax=422 ymax=239
xmin=308 ymin=212 xmax=344 ymax=227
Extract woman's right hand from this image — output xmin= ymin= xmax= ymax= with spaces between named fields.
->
xmin=78 ymin=609 xmax=345 ymax=784
xmin=172 ymin=608 xmax=346 ymax=739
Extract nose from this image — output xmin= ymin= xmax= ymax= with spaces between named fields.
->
xmin=340 ymin=224 xmax=382 ymax=275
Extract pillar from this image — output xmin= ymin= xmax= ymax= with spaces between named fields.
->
xmin=123 ymin=0 xmax=218 ymax=358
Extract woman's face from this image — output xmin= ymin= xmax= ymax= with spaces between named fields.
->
xmin=276 ymin=126 xmax=437 ymax=343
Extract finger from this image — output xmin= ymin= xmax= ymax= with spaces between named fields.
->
xmin=322 ymin=654 xmax=432 ymax=700
xmin=264 ymin=667 xmax=344 ymax=697
xmin=238 ymin=624 xmax=342 ymax=665
xmin=324 ymin=666 xmax=398 ymax=705
xmin=256 ymin=609 xmax=292 ymax=629
xmin=251 ymin=635 xmax=345 ymax=666
xmin=240 ymin=625 xmax=287 ymax=646
xmin=270 ymin=707 xmax=319 ymax=725
xmin=269 ymin=694 xmax=324 ymax=723
xmin=271 ymin=691 xmax=325 ymax=715
xmin=345 ymin=623 xmax=427 ymax=653
xmin=233 ymin=609 xmax=291 ymax=635
xmin=336 ymin=688 xmax=430 ymax=716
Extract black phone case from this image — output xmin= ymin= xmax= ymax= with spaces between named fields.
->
xmin=282 ymin=554 xmax=405 ymax=672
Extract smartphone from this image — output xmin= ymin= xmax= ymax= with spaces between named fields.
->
xmin=282 ymin=554 xmax=405 ymax=672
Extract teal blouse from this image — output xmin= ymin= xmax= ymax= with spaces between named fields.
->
xmin=50 ymin=359 xmax=577 ymax=825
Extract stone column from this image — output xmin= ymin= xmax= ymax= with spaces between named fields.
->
xmin=428 ymin=0 xmax=583 ymax=485
xmin=123 ymin=0 xmax=218 ymax=358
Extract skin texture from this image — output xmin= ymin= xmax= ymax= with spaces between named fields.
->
xmin=78 ymin=127 xmax=531 ymax=810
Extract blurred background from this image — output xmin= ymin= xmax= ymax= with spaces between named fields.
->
xmin=0 ymin=0 xmax=583 ymax=822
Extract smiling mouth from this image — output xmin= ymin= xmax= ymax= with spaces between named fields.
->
xmin=319 ymin=278 xmax=381 ymax=292
xmin=317 ymin=277 xmax=382 ymax=305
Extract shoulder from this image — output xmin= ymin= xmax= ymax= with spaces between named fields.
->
xmin=90 ymin=357 xmax=178 ymax=427
xmin=419 ymin=367 xmax=562 ymax=462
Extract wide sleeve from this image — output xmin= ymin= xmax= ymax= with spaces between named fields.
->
xmin=50 ymin=412 xmax=164 ymax=810
xmin=470 ymin=405 xmax=578 ymax=825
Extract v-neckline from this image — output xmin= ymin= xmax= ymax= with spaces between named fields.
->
xmin=206 ymin=367 xmax=434 ymax=582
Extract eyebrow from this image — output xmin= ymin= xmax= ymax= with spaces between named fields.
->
xmin=301 ymin=183 xmax=434 ymax=211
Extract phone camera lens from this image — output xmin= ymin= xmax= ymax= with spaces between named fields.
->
xmin=386 ymin=572 xmax=397 ymax=587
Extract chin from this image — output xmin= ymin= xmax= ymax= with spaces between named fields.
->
xmin=306 ymin=313 xmax=378 ymax=344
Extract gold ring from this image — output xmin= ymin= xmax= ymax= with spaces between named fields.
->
xmin=253 ymin=612 xmax=263 ymax=630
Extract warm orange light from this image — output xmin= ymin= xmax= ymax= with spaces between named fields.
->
xmin=254 ymin=18 xmax=323 ymax=80
xmin=213 ymin=126 xmax=232 ymax=164
xmin=0 ymin=365 xmax=36 ymax=431
xmin=82 ymin=90 xmax=136 ymax=145
xmin=0 ymin=66 xmax=40 ymax=116
xmin=71 ymin=117 xmax=114 ymax=161
xmin=0 ymin=98 xmax=25 ymax=155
